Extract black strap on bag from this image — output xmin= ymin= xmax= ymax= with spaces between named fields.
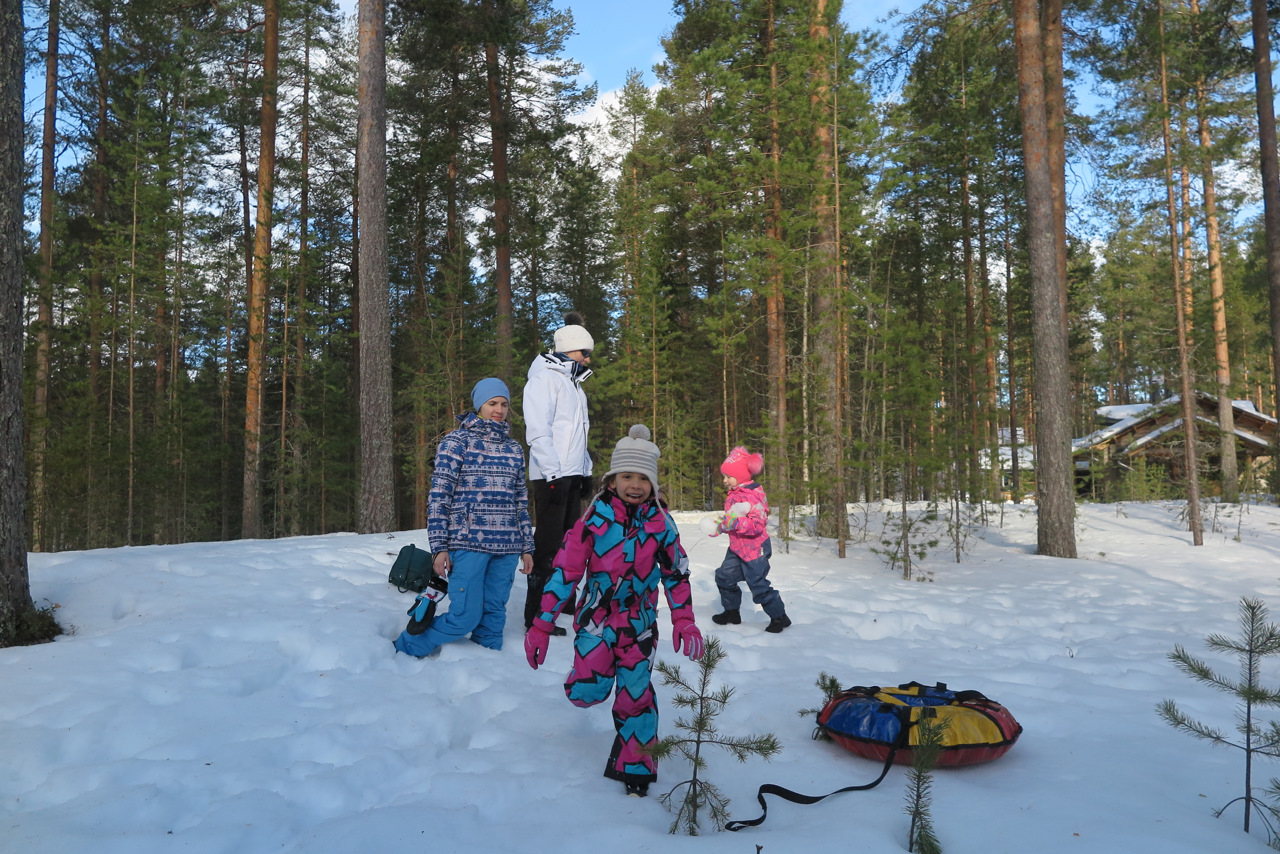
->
xmin=724 ymin=710 xmax=912 ymax=832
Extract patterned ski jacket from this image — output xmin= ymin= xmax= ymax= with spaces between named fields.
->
xmin=427 ymin=412 xmax=535 ymax=556
xmin=724 ymin=481 xmax=771 ymax=562
xmin=536 ymin=492 xmax=696 ymax=640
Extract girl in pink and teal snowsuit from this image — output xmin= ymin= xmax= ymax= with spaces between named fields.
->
xmin=525 ymin=425 xmax=703 ymax=798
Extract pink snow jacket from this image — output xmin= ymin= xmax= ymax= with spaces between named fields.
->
xmin=535 ymin=492 xmax=696 ymax=639
xmin=724 ymin=481 xmax=770 ymax=562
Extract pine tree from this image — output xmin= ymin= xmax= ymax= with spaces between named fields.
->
xmin=0 ymin=0 xmax=32 ymax=645
xmin=904 ymin=714 xmax=948 ymax=854
xmin=356 ymin=0 xmax=395 ymax=534
xmin=798 ymin=670 xmax=842 ymax=737
xmin=649 ymin=636 xmax=781 ymax=835
xmin=1158 ymin=597 xmax=1280 ymax=836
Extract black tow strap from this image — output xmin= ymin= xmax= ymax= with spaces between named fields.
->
xmin=725 ymin=727 xmax=907 ymax=832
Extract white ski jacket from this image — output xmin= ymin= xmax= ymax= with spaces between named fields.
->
xmin=523 ymin=353 xmax=593 ymax=481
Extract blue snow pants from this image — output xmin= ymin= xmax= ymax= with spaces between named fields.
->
xmin=394 ymin=550 xmax=518 ymax=657
xmin=714 ymin=539 xmax=784 ymax=618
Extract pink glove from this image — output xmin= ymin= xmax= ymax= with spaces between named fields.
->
xmin=672 ymin=619 xmax=704 ymax=661
xmin=525 ymin=620 xmax=553 ymax=670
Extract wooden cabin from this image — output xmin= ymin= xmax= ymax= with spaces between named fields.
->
xmin=1072 ymin=392 xmax=1277 ymax=496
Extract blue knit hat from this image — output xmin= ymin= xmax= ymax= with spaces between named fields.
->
xmin=471 ymin=377 xmax=510 ymax=411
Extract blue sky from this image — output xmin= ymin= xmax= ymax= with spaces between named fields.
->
xmin=564 ymin=0 xmax=908 ymax=95
xmin=321 ymin=1 xmax=907 ymax=97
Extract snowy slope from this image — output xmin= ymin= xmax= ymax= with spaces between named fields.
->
xmin=2 ymin=501 xmax=1276 ymax=853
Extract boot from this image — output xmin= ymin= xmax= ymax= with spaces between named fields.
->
xmin=765 ymin=614 xmax=792 ymax=633
xmin=711 ymin=609 xmax=741 ymax=625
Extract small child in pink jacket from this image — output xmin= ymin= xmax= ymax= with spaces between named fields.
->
xmin=709 ymin=447 xmax=790 ymax=633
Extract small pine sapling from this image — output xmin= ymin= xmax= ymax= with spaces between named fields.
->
xmin=871 ymin=498 xmax=939 ymax=580
xmin=798 ymin=671 xmax=844 ymax=739
xmin=1158 ymin=597 xmax=1280 ymax=838
xmin=904 ymin=713 xmax=948 ymax=854
xmin=649 ymin=636 xmax=782 ymax=835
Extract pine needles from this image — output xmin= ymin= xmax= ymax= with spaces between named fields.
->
xmin=904 ymin=713 xmax=948 ymax=853
xmin=797 ymin=670 xmax=844 ymax=739
xmin=649 ymin=636 xmax=781 ymax=835
xmin=1159 ymin=596 xmax=1280 ymax=840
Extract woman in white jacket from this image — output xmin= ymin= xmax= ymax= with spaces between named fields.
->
xmin=522 ymin=312 xmax=594 ymax=634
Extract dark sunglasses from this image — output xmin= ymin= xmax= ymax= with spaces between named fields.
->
xmin=577 ymin=349 xmax=592 ymax=358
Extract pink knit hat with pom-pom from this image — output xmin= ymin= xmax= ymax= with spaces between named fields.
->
xmin=721 ymin=446 xmax=763 ymax=484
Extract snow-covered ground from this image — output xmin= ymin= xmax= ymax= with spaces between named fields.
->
xmin=4 ymin=501 xmax=1278 ymax=853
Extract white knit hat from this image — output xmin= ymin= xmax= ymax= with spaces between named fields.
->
xmin=606 ymin=425 xmax=660 ymax=493
xmin=553 ymin=324 xmax=594 ymax=354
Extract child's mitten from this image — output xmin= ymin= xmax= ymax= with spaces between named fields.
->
xmin=672 ymin=618 xmax=705 ymax=661
xmin=525 ymin=619 xmax=554 ymax=669
xmin=404 ymin=572 xmax=449 ymax=635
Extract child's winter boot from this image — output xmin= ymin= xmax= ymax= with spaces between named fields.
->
xmin=711 ymin=609 xmax=741 ymax=625
xmin=764 ymin=614 xmax=792 ymax=633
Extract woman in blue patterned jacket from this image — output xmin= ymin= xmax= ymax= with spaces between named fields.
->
xmin=394 ymin=378 xmax=535 ymax=658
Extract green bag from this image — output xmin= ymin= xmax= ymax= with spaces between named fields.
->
xmin=388 ymin=543 xmax=433 ymax=593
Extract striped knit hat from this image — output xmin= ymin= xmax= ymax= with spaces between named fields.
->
xmin=605 ymin=425 xmax=660 ymax=493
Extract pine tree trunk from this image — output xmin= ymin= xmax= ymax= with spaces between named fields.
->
xmin=411 ymin=165 xmax=428 ymax=532
xmin=357 ymin=0 xmax=396 ymax=534
xmin=1013 ymin=0 xmax=1075 ymax=556
xmin=0 ymin=0 xmax=34 ymax=645
xmin=809 ymin=0 xmax=846 ymax=549
xmin=485 ymin=0 xmax=514 ymax=379
xmin=242 ymin=0 xmax=279 ymax=540
xmin=1178 ymin=122 xmax=1195 ymax=335
xmin=221 ymin=255 xmax=232 ymax=541
xmin=123 ymin=119 xmax=143 ymax=544
xmin=1250 ymin=0 xmax=1280 ymax=435
xmin=962 ymin=159 xmax=979 ymax=500
xmin=1041 ymin=0 xmax=1068 ymax=321
xmin=31 ymin=0 xmax=59 ymax=552
xmin=1156 ymin=0 xmax=1202 ymax=544
xmin=978 ymin=175 xmax=1001 ymax=502
xmin=1005 ymin=194 xmax=1021 ymax=502
xmin=763 ymin=0 xmax=789 ymax=538
xmin=445 ymin=56 xmax=465 ymax=404
xmin=291 ymin=14 xmax=313 ymax=536
xmin=86 ymin=5 xmax=109 ymax=544
xmin=1190 ymin=48 xmax=1238 ymax=501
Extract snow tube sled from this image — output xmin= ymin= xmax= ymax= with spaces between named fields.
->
xmin=726 ymin=681 xmax=1021 ymax=832
xmin=817 ymin=681 xmax=1022 ymax=767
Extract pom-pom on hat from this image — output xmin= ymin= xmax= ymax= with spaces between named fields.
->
xmin=553 ymin=310 xmax=594 ymax=354
xmin=606 ymin=424 xmax=661 ymax=493
xmin=721 ymin=446 xmax=763 ymax=484
xmin=471 ymin=377 xmax=510 ymax=412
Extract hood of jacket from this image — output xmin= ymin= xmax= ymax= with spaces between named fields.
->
xmin=458 ymin=410 xmax=512 ymax=439
xmin=523 ymin=353 xmax=593 ymax=480
xmin=528 ymin=352 xmax=592 ymax=385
